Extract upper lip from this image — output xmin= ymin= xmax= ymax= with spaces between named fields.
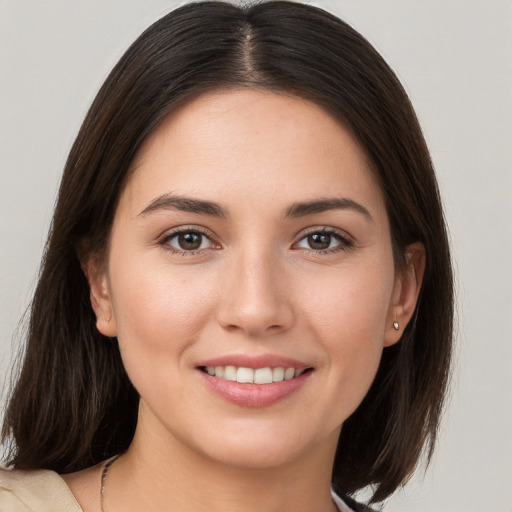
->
xmin=196 ymin=353 xmax=312 ymax=370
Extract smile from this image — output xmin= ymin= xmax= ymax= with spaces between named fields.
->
xmin=196 ymin=356 xmax=314 ymax=407
xmin=200 ymin=366 xmax=308 ymax=384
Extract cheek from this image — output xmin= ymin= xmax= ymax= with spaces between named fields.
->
xmin=108 ymin=257 xmax=218 ymax=374
xmin=299 ymin=260 xmax=394 ymax=410
xmin=302 ymin=258 xmax=394 ymax=337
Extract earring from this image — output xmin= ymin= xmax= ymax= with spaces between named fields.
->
xmin=393 ymin=321 xmax=399 ymax=331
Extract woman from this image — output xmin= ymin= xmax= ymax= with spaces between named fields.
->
xmin=0 ymin=1 xmax=453 ymax=511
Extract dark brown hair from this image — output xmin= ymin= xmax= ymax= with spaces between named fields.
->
xmin=2 ymin=0 xmax=453 ymax=503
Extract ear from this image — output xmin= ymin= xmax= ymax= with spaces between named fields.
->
xmin=81 ymin=257 xmax=117 ymax=338
xmin=384 ymin=242 xmax=426 ymax=347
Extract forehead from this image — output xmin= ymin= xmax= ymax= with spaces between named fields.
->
xmin=122 ymin=89 xmax=385 ymax=218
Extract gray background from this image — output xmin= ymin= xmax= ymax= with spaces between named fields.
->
xmin=1 ymin=1 xmax=511 ymax=510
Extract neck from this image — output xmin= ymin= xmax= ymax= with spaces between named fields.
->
xmin=105 ymin=409 xmax=339 ymax=512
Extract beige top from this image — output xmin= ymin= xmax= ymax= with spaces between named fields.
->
xmin=0 ymin=467 xmax=354 ymax=512
xmin=0 ymin=467 xmax=81 ymax=512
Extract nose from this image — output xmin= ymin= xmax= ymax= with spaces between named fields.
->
xmin=215 ymin=249 xmax=295 ymax=337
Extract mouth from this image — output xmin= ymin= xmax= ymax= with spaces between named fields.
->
xmin=198 ymin=365 xmax=313 ymax=384
xmin=196 ymin=356 xmax=314 ymax=407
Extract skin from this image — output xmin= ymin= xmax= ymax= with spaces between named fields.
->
xmin=65 ymin=89 xmax=424 ymax=512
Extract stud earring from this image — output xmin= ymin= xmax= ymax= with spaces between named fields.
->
xmin=393 ymin=321 xmax=399 ymax=331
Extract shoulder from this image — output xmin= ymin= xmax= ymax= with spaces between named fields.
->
xmin=0 ymin=466 xmax=82 ymax=512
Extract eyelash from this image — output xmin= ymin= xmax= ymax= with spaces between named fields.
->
xmin=293 ymin=227 xmax=354 ymax=255
xmin=158 ymin=227 xmax=219 ymax=256
xmin=158 ymin=226 xmax=353 ymax=256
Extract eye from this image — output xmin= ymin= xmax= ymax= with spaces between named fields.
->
xmin=295 ymin=229 xmax=352 ymax=252
xmin=162 ymin=228 xmax=217 ymax=253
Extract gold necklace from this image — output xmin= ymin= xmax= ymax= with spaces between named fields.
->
xmin=100 ymin=456 xmax=118 ymax=512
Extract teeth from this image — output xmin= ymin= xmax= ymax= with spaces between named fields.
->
xmin=224 ymin=366 xmax=237 ymax=381
xmin=237 ymin=367 xmax=254 ymax=383
xmin=272 ymin=367 xmax=284 ymax=382
xmin=284 ymin=368 xmax=295 ymax=380
xmin=203 ymin=365 xmax=308 ymax=384
xmin=254 ymin=368 xmax=273 ymax=384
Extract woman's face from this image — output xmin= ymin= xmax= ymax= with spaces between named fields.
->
xmin=90 ymin=89 xmax=410 ymax=470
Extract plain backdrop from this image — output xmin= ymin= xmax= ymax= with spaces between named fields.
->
xmin=1 ymin=1 xmax=511 ymax=510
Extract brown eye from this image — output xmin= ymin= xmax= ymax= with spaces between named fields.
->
xmin=295 ymin=229 xmax=351 ymax=253
xmin=166 ymin=230 xmax=214 ymax=252
xmin=178 ymin=232 xmax=202 ymax=250
xmin=307 ymin=233 xmax=332 ymax=250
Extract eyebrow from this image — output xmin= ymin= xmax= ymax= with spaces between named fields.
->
xmin=285 ymin=198 xmax=373 ymax=222
xmin=139 ymin=193 xmax=372 ymax=222
xmin=139 ymin=194 xmax=228 ymax=218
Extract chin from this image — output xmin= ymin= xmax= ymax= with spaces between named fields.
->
xmin=199 ymin=439 xmax=312 ymax=470
xmin=179 ymin=416 xmax=340 ymax=471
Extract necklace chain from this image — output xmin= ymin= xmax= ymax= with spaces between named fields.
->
xmin=100 ymin=456 xmax=118 ymax=512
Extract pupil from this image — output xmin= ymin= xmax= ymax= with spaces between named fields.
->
xmin=308 ymin=233 xmax=331 ymax=250
xmin=178 ymin=232 xmax=201 ymax=250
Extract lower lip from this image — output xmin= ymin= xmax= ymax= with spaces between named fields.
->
xmin=197 ymin=370 xmax=311 ymax=408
